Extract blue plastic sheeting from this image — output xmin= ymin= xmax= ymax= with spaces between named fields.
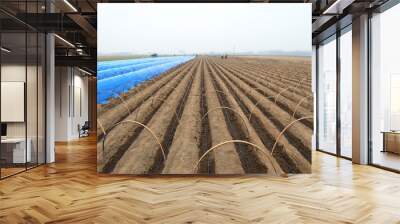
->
xmin=98 ymin=56 xmax=175 ymax=71
xmin=98 ymin=57 xmax=182 ymax=81
xmin=97 ymin=56 xmax=194 ymax=104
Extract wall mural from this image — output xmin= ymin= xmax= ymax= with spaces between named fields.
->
xmin=97 ymin=3 xmax=313 ymax=175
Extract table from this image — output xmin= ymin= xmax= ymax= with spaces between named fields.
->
xmin=1 ymin=138 xmax=31 ymax=163
xmin=381 ymin=131 xmax=400 ymax=154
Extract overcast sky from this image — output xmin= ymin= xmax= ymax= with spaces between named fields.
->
xmin=98 ymin=3 xmax=311 ymax=56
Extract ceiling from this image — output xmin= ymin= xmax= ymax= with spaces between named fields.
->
xmin=0 ymin=0 xmax=392 ymax=74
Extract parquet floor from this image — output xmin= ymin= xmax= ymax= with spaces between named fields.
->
xmin=0 ymin=136 xmax=400 ymax=223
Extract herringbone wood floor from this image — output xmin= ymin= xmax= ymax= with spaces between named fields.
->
xmin=1 ymin=136 xmax=399 ymax=224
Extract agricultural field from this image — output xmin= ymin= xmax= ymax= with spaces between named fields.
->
xmin=97 ymin=56 xmax=313 ymax=175
xmin=97 ymin=56 xmax=194 ymax=104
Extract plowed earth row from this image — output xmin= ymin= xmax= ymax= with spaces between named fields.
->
xmin=97 ymin=56 xmax=313 ymax=175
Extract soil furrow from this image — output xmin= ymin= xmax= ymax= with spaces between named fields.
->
xmin=203 ymin=58 xmax=245 ymax=174
xmin=150 ymin=59 xmax=200 ymax=173
xmin=222 ymin=62 xmax=313 ymax=110
xmin=207 ymin=60 xmax=272 ymax=174
xmin=238 ymin=64 xmax=311 ymax=92
xmin=212 ymin=59 xmax=309 ymax=172
xmin=162 ymin=59 xmax=204 ymax=174
xmin=219 ymin=63 xmax=313 ymax=129
xmin=214 ymin=60 xmax=312 ymax=163
xmin=97 ymin=63 xmax=185 ymax=117
xmin=97 ymin=61 xmax=198 ymax=172
xmin=198 ymin=60 xmax=214 ymax=174
xmin=229 ymin=58 xmax=312 ymax=89
xmin=98 ymin=56 xmax=312 ymax=175
xmin=224 ymin=61 xmax=311 ymax=94
xmin=111 ymin=60 xmax=198 ymax=174
xmin=223 ymin=58 xmax=310 ymax=86
xmin=97 ymin=59 xmax=196 ymax=139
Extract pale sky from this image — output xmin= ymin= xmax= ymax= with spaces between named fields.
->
xmin=98 ymin=3 xmax=311 ymax=56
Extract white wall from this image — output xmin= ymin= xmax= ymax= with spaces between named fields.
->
xmin=1 ymin=65 xmax=26 ymax=139
xmin=1 ymin=63 xmax=46 ymax=164
xmin=71 ymin=73 xmax=89 ymax=138
xmin=1 ymin=65 xmax=41 ymax=137
xmin=55 ymin=67 xmax=89 ymax=141
xmin=55 ymin=67 xmax=69 ymax=141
